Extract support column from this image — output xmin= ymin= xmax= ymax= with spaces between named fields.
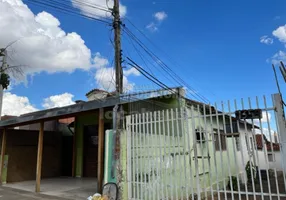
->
xmin=36 ymin=122 xmax=44 ymax=192
xmin=72 ymin=118 xmax=76 ymax=177
xmin=0 ymin=128 xmax=6 ymax=185
xmin=98 ymin=108 xmax=104 ymax=192
xmin=274 ymin=94 xmax=286 ymax=174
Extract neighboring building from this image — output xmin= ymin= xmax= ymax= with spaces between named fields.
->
xmin=255 ymin=134 xmax=282 ymax=171
xmin=0 ymin=87 xmax=271 ymax=198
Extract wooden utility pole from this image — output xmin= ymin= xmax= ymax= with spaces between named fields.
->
xmin=113 ymin=0 xmax=123 ymax=96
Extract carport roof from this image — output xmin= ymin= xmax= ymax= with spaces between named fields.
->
xmin=0 ymin=87 xmax=182 ymax=128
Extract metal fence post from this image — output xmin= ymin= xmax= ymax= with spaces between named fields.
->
xmin=273 ymin=93 xmax=286 ymax=175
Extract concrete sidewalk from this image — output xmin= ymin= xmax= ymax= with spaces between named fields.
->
xmin=3 ymin=177 xmax=97 ymax=200
xmin=0 ymin=186 xmax=69 ymax=200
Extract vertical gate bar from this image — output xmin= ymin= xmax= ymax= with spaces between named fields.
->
xmin=256 ymin=97 xmax=272 ymax=200
xmin=150 ymin=112 xmax=156 ymax=200
xmin=162 ymin=110 xmax=170 ymax=200
xmin=138 ymin=113 xmax=143 ymax=200
xmin=184 ymin=107 xmax=195 ymax=200
xmin=234 ymin=99 xmax=249 ymax=200
xmin=126 ymin=116 xmax=131 ymax=200
xmin=145 ymin=112 xmax=151 ymax=200
xmin=274 ymin=168 xmax=280 ymax=199
xmin=153 ymin=111 xmax=160 ymax=200
xmin=171 ymin=109 xmax=179 ymax=199
xmin=209 ymin=103 xmax=221 ymax=200
xmin=158 ymin=111 xmax=165 ymax=199
xmin=146 ymin=112 xmax=154 ymax=199
xmin=264 ymin=96 xmax=280 ymax=199
xmin=273 ymin=94 xmax=286 ymax=195
xmin=166 ymin=110 xmax=174 ymax=200
xmin=241 ymin=98 xmax=257 ymax=200
xmin=197 ymin=104 xmax=207 ymax=198
xmin=203 ymin=104 xmax=214 ymax=200
xmin=227 ymin=100 xmax=242 ymax=200
xmin=135 ymin=113 xmax=140 ymax=199
xmin=214 ymin=103 xmax=227 ymax=200
xmin=221 ymin=102 xmax=235 ymax=200
xmin=190 ymin=105 xmax=201 ymax=199
xmin=248 ymin=97 xmax=264 ymax=200
xmin=131 ymin=115 xmax=135 ymax=199
xmin=175 ymin=108 xmax=184 ymax=200
xmin=179 ymin=107 xmax=190 ymax=199
xmin=142 ymin=112 xmax=147 ymax=200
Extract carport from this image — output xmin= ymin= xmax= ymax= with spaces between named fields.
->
xmin=0 ymin=95 xmax=123 ymax=194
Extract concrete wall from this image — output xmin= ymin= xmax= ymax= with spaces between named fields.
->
xmin=256 ymin=150 xmax=282 ymax=170
xmin=0 ymin=129 xmax=61 ymax=183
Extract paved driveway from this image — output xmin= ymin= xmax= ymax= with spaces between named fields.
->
xmin=0 ymin=186 xmax=69 ymax=200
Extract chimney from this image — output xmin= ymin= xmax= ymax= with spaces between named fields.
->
xmin=85 ymin=89 xmax=109 ymax=101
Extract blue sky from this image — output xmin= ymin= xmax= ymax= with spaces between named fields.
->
xmin=1 ymin=0 xmax=286 ymax=115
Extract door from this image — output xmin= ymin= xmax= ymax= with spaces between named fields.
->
xmin=83 ymin=125 xmax=98 ymax=177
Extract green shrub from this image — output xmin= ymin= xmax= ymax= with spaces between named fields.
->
xmin=228 ymin=176 xmax=238 ymax=191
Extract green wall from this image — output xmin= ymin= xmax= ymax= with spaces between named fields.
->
xmin=75 ymin=113 xmax=99 ymax=177
xmin=74 ymin=95 xmax=181 ymax=178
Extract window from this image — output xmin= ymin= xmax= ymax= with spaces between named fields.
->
xmin=235 ymin=137 xmax=240 ymax=151
xmin=268 ymin=153 xmax=275 ymax=162
xmin=213 ymin=129 xmax=227 ymax=151
xmin=245 ymin=135 xmax=254 ymax=152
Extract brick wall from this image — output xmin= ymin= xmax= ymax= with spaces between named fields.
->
xmin=0 ymin=129 xmax=62 ymax=183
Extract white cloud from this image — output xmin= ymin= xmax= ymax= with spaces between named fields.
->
xmin=2 ymin=92 xmax=37 ymax=116
xmin=95 ymin=67 xmax=134 ymax=92
xmin=71 ymin=0 xmax=126 ymax=18
xmin=260 ymin=35 xmax=273 ymax=45
xmin=154 ymin=11 xmax=167 ymax=22
xmin=93 ymin=52 xmax=109 ymax=68
xmin=272 ymin=25 xmax=286 ymax=43
xmin=146 ymin=22 xmax=158 ymax=32
xmin=42 ymin=93 xmax=75 ymax=109
xmin=271 ymin=50 xmax=286 ymax=65
xmin=0 ymin=0 xmax=93 ymax=74
xmin=146 ymin=11 xmax=167 ymax=32
xmin=124 ymin=67 xmax=140 ymax=76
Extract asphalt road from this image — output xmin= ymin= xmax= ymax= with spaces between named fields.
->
xmin=0 ymin=187 xmax=69 ymax=200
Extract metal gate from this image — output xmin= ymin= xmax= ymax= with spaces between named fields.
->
xmin=126 ymin=93 xmax=286 ymax=200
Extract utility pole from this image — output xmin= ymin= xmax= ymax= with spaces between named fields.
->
xmin=113 ymin=0 xmax=123 ymax=128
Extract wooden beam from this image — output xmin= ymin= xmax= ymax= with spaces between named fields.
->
xmin=35 ymin=122 xmax=44 ymax=192
xmin=0 ymin=129 xmax=6 ymax=185
xmin=97 ymin=108 xmax=104 ymax=192
xmin=72 ymin=118 xmax=77 ymax=177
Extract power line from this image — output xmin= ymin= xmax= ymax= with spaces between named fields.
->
xmin=122 ymin=26 xmax=209 ymax=103
xmin=127 ymin=57 xmax=179 ymax=96
xmin=26 ymin=0 xmax=112 ymax=25
xmin=124 ymin=18 xmax=217 ymax=99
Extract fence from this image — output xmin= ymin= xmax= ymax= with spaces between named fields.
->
xmin=126 ymin=93 xmax=286 ymax=200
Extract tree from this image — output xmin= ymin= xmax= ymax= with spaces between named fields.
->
xmin=0 ymin=46 xmax=25 ymax=119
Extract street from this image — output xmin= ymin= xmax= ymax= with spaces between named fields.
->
xmin=0 ymin=186 xmax=69 ymax=200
